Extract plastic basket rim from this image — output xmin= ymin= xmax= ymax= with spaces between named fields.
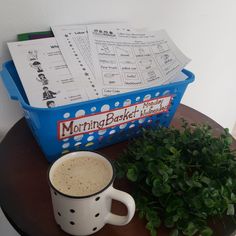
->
xmin=2 ymin=60 xmax=195 ymax=112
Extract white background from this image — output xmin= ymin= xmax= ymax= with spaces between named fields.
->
xmin=0 ymin=0 xmax=236 ymax=141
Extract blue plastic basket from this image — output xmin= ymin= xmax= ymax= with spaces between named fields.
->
xmin=1 ymin=60 xmax=194 ymax=162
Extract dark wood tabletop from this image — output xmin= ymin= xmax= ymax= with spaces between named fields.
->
xmin=0 ymin=104 xmax=236 ymax=236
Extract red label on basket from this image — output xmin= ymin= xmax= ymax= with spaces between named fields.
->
xmin=58 ymin=95 xmax=172 ymax=140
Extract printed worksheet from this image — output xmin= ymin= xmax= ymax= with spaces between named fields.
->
xmin=51 ymin=24 xmax=99 ymax=96
xmin=51 ymin=23 xmax=135 ymax=98
xmin=165 ymin=71 xmax=188 ymax=84
xmin=87 ymin=26 xmax=190 ymax=96
xmin=8 ymin=38 xmax=90 ymax=108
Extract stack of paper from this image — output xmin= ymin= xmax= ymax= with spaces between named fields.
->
xmin=8 ymin=23 xmax=190 ymax=108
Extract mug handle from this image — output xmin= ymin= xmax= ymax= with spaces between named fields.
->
xmin=105 ymin=187 xmax=135 ymax=226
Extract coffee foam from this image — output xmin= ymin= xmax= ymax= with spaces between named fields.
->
xmin=51 ymin=156 xmax=113 ymax=197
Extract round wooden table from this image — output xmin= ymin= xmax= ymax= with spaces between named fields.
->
xmin=0 ymin=104 xmax=236 ymax=236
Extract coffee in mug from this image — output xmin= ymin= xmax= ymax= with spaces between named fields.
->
xmin=48 ymin=151 xmax=135 ymax=236
xmin=51 ymin=156 xmax=113 ymax=197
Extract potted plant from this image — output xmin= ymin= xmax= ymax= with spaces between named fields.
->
xmin=115 ymin=120 xmax=236 ymax=236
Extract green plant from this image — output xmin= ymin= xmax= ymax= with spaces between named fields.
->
xmin=115 ymin=120 xmax=236 ymax=236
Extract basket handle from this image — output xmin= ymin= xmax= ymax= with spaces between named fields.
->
xmin=0 ymin=70 xmax=21 ymax=101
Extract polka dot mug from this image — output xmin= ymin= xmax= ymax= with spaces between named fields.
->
xmin=48 ymin=151 xmax=135 ymax=235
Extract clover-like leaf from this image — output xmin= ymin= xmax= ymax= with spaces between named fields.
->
xmin=200 ymin=227 xmax=213 ymax=236
xmin=126 ymin=166 xmax=138 ymax=182
xmin=170 ymin=229 xmax=179 ymax=236
xmin=183 ymin=222 xmax=198 ymax=236
xmin=226 ymin=204 xmax=234 ymax=215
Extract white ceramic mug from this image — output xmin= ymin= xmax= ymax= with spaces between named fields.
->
xmin=48 ymin=151 xmax=135 ymax=236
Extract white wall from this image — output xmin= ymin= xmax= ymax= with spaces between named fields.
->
xmin=0 ymin=0 xmax=236 ymax=140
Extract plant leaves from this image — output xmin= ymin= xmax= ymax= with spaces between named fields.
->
xmin=200 ymin=227 xmax=213 ymax=236
xmin=146 ymin=221 xmax=154 ymax=231
xmin=163 ymin=184 xmax=171 ymax=193
xmin=226 ymin=204 xmax=234 ymax=215
xmin=170 ymin=229 xmax=179 ymax=236
xmin=126 ymin=167 xmax=138 ymax=182
xmin=153 ymin=177 xmax=162 ymax=188
xmin=138 ymin=210 xmax=145 ymax=219
xmin=170 ymin=146 xmax=178 ymax=154
xmin=152 ymin=186 xmax=162 ymax=197
xmin=204 ymin=198 xmax=215 ymax=208
xmin=148 ymin=162 xmax=157 ymax=174
xmin=150 ymin=229 xmax=157 ymax=236
xmin=164 ymin=217 xmax=175 ymax=228
xmin=201 ymin=176 xmax=211 ymax=185
xmin=116 ymin=121 xmax=236 ymax=236
xmin=183 ymin=222 xmax=198 ymax=236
